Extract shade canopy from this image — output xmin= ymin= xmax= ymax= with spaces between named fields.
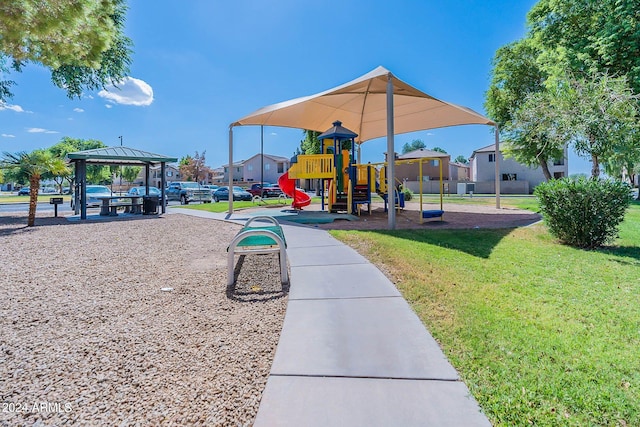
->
xmin=232 ymin=66 xmax=495 ymax=144
xmin=67 ymin=146 xmax=177 ymax=165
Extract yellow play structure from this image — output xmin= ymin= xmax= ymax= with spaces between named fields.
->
xmin=287 ymin=121 xmax=444 ymax=223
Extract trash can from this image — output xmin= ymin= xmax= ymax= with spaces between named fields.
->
xmin=143 ymin=195 xmax=160 ymax=215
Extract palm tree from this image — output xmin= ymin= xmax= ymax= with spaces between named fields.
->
xmin=1 ymin=150 xmax=59 ymax=226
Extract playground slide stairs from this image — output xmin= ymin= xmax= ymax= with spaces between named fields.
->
xmin=278 ymin=172 xmax=311 ymax=209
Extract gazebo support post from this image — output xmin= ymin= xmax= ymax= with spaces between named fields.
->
xmin=79 ymin=159 xmax=87 ymax=220
xmin=160 ymin=162 xmax=167 ymax=214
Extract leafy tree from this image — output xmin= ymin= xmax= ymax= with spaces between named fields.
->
xmin=0 ymin=0 xmax=133 ymax=101
xmin=179 ymin=151 xmax=210 ymax=183
xmin=454 ymin=155 xmax=468 ymax=164
xmin=401 ymin=139 xmax=426 ymax=154
xmin=501 ymin=91 xmax=567 ymax=181
xmin=528 ymin=0 xmax=640 ymax=93
xmin=301 ymin=130 xmax=321 ymax=154
xmin=485 ymin=38 xmax=547 ymax=128
xmin=0 ymin=150 xmax=59 ymax=226
xmin=555 ymin=72 xmax=639 ymax=178
xmin=49 ymin=137 xmax=109 ymax=185
xmin=122 ymin=166 xmax=141 ymax=186
xmin=432 ymin=147 xmax=447 ymax=154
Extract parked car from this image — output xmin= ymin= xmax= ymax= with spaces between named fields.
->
xmin=247 ymin=182 xmax=272 ymax=198
xmin=212 ymin=186 xmax=253 ymax=202
xmin=262 ymin=184 xmax=283 ymax=198
xmin=202 ymin=185 xmax=219 ymax=196
xmin=70 ymin=185 xmax=113 ymax=209
xmin=126 ymin=186 xmax=167 ymax=205
xmin=17 ymin=187 xmax=30 ymax=196
xmin=165 ymin=182 xmax=212 ymax=204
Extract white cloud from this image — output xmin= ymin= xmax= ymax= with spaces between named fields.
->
xmin=270 ymin=132 xmax=278 ymax=136
xmin=73 ymin=108 xmax=84 ymax=113
xmin=98 ymin=77 xmax=154 ymax=106
xmin=2 ymin=133 xmax=16 ymax=138
xmin=27 ymin=127 xmax=59 ymax=134
xmin=0 ymin=102 xmax=32 ymax=113
xmin=105 ymin=104 xmax=112 ymax=109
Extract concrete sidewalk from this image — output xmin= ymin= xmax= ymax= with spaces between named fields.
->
xmin=171 ymin=209 xmax=491 ymax=426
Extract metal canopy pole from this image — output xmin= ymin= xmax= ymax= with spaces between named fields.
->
xmin=79 ymin=160 xmax=87 ymax=220
xmin=386 ymin=73 xmax=396 ymax=230
xmin=160 ymin=162 xmax=167 ymax=213
xmin=228 ymin=125 xmax=234 ymax=215
xmin=494 ymin=124 xmax=501 ymax=209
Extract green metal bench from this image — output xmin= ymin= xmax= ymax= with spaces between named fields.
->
xmin=227 ymin=216 xmax=288 ymax=287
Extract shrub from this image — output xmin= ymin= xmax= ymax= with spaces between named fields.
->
xmin=534 ymin=177 xmax=632 ymax=248
xmin=401 ymin=186 xmax=413 ymax=201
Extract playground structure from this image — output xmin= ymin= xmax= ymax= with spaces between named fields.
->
xmin=281 ymin=121 xmax=445 ymax=223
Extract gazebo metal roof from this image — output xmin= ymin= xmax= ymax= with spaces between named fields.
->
xmin=67 ymin=146 xmax=177 ymax=165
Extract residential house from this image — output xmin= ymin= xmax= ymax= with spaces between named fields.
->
xmin=469 ymin=144 xmax=568 ymax=194
xmin=222 ymin=153 xmax=290 ymax=184
xmin=128 ymin=163 xmax=181 ymax=189
xmin=395 ymin=149 xmax=451 ymax=182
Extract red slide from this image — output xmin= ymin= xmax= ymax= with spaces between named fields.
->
xmin=278 ymin=171 xmax=311 ymax=209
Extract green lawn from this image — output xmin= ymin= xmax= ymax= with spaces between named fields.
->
xmin=0 ymin=194 xmax=70 ymax=203
xmin=330 ymin=201 xmax=639 ymax=426
xmin=173 ymin=197 xmax=292 ymax=213
xmin=414 ymin=193 xmax=540 ymax=211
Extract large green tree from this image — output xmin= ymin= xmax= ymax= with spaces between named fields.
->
xmin=48 ymin=137 xmax=109 ymax=185
xmin=555 ymin=72 xmax=639 ymax=178
xmin=503 ymin=91 xmax=567 ymax=181
xmin=0 ymin=150 xmax=63 ymax=226
xmin=401 ymin=139 xmax=426 ymax=154
xmin=0 ymin=0 xmax=133 ymax=101
xmin=528 ymin=0 xmax=640 ymax=93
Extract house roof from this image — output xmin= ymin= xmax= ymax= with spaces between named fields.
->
xmin=397 ymin=148 xmax=450 ymax=160
xmin=66 ymin=146 xmax=178 ymax=165
xmin=470 ymin=143 xmax=500 ymax=158
xmin=449 ymin=161 xmax=470 ymax=168
xmin=223 ymin=153 xmax=290 ymax=167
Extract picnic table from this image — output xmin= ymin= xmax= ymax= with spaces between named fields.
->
xmin=97 ymin=196 xmax=142 ymax=216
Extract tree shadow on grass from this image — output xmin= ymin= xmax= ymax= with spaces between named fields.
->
xmin=597 ymin=245 xmax=640 ymax=265
xmin=365 ymin=228 xmax=516 ymax=259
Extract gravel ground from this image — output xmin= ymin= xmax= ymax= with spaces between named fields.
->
xmin=0 ymin=213 xmax=287 ymax=426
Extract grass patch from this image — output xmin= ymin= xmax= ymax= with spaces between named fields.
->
xmin=174 ymin=198 xmax=291 ymax=213
xmin=330 ymin=202 xmax=639 ymax=426
xmin=174 ymin=196 xmax=324 ymax=213
xmin=415 ymin=194 xmax=540 ymax=212
xmin=0 ymin=195 xmax=71 ymax=203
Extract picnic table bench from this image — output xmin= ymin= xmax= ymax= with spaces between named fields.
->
xmin=97 ymin=196 xmax=143 ymax=216
xmin=227 ymin=215 xmax=288 ymax=287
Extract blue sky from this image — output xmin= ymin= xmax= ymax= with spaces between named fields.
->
xmin=0 ymin=0 xmax=591 ymax=174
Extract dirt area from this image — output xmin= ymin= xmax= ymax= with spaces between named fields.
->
xmin=287 ymin=200 xmax=542 ymax=231
xmin=0 ymin=212 xmax=287 ymax=426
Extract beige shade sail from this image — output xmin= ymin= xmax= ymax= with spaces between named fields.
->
xmin=229 ymin=66 xmax=500 ymax=227
xmin=232 ymin=66 xmax=495 ymax=143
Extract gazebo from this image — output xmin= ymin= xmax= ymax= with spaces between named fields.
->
xmin=67 ymin=146 xmax=178 ymax=219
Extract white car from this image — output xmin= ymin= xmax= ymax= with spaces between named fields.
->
xmin=70 ymin=185 xmax=113 ymax=209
